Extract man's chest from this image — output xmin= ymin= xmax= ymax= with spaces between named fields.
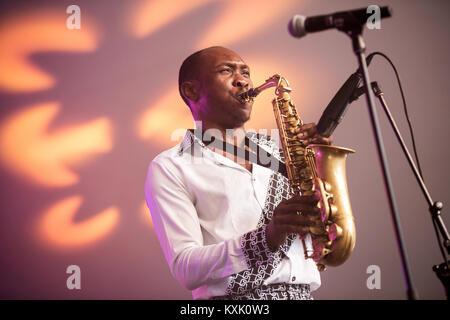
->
xmin=210 ymin=146 xmax=253 ymax=173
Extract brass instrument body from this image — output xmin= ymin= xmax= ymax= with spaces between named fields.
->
xmin=308 ymin=144 xmax=355 ymax=266
xmin=242 ymin=75 xmax=356 ymax=269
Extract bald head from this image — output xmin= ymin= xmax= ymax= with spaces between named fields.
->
xmin=178 ymin=46 xmax=242 ymax=108
xmin=177 ymin=46 xmax=253 ymax=129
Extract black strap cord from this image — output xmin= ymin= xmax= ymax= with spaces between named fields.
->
xmin=188 ymin=129 xmax=287 ymax=177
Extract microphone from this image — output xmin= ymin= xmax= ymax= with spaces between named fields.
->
xmin=316 ymin=54 xmax=375 ymax=137
xmin=288 ymin=6 xmax=392 ymax=38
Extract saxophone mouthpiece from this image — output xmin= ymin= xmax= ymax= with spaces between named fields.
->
xmin=238 ymin=74 xmax=285 ymax=103
xmin=240 ymin=89 xmax=257 ymax=103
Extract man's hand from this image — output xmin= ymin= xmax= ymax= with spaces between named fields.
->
xmin=265 ymin=194 xmax=320 ymax=252
xmin=296 ymin=123 xmax=333 ymax=146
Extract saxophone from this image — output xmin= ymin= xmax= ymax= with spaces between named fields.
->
xmin=241 ymin=75 xmax=356 ymax=271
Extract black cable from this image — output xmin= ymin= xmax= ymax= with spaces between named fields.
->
xmin=367 ymin=51 xmax=424 ymax=179
xmin=367 ymin=51 xmax=448 ymax=266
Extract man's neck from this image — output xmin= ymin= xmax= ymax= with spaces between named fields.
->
xmin=196 ymin=121 xmax=247 ymax=147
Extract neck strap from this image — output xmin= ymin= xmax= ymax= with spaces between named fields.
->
xmin=188 ymin=129 xmax=287 ymax=177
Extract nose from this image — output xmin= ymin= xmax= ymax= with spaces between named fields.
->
xmin=233 ymin=74 xmax=250 ymax=89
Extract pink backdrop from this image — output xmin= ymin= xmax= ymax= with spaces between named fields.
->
xmin=0 ymin=0 xmax=449 ymax=299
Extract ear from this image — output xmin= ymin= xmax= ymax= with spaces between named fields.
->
xmin=181 ymin=81 xmax=200 ymax=103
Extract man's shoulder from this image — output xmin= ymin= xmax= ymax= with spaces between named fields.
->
xmin=145 ymin=144 xmax=186 ymax=187
xmin=150 ymin=144 xmax=182 ymax=167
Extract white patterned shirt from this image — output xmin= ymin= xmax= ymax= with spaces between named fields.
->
xmin=145 ymin=129 xmax=321 ymax=299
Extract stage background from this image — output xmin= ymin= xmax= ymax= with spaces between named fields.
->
xmin=0 ymin=0 xmax=448 ymax=299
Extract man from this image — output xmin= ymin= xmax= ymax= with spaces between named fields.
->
xmin=145 ymin=46 xmax=332 ymax=300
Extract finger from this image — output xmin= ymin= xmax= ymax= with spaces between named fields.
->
xmin=301 ymin=138 xmax=311 ymax=147
xmin=277 ymin=203 xmax=320 ymax=216
xmin=276 ymin=203 xmax=318 ymax=216
xmin=274 ymin=214 xmax=316 ymax=226
xmin=278 ymin=224 xmax=310 ymax=236
xmin=299 ymin=123 xmax=317 ymax=132
xmin=281 ymin=194 xmax=320 ymax=206
xmin=287 ymin=194 xmax=320 ymax=203
xmin=300 ymin=122 xmax=317 ymax=135
xmin=296 ymin=123 xmax=317 ymax=139
xmin=295 ymin=123 xmax=317 ymax=131
xmin=310 ymin=135 xmax=333 ymax=145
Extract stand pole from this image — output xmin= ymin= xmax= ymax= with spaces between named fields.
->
xmin=348 ymin=30 xmax=418 ymax=300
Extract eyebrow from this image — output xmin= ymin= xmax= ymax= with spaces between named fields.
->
xmin=215 ymin=62 xmax=250 ymax=70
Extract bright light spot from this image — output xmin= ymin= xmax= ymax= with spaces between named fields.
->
xmin=196 ymin=0 xmax=296 ymax=49
xmin=37 ymin=195 xmax=119 ymax=249
xmin=0 ymin=10 xmax=99 ymax=92
xmin=129 ymin=0 xmax=213 ymax=38
xmin=141 ymin=201 xmax=153 ymax=229
xmin=137 ymin=89 xmax=193 ymax=147
xmin=0 ymin=102 xmax=113 ymax=186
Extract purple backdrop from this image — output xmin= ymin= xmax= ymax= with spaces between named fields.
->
xmin=0 ymin=0 xmax=448 ymax=299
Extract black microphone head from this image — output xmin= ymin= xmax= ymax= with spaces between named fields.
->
xmin=288 ymin=15 xmax=307 ymax=38
xmin=381 ymin=6 xmax=393 ymax=19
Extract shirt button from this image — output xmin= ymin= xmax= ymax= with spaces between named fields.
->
xmin=291 ymin=276 xmax=296 ymax=282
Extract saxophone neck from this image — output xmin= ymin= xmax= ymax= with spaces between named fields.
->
xmin=241 ymin=74 xmax=292 ymax=102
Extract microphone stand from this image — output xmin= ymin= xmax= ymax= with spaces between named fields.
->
xmin=368 ymin=81 xmax=449 ymax=299
xmin=341 ymin=24 xmax=418 ymax=300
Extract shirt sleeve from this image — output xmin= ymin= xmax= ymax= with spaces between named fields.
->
xmin=145 ymin=156 xmax=276 ymax=291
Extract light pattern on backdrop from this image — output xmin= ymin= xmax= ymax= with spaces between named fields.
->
xmin=0 ymin=0 xmax=302 ymax=250
xmin=0 ymin=10 xmax=99 ymax=92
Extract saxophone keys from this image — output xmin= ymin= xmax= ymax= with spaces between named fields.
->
xmin=299 ymin=167 xmax=312 ymax=179
xmin=290 ymin=143 xmax=303 ymax=149
xmin=291 ymin=162 xmax=306 ymax=170
xmin=309 ymin=226 xmax=326 ymax=236
xmin=325 ymin=223 xmax=342 ymax=242
xmin=290 ymin=154 xmax=304 ymax=160
xmin=300 ymin=180 xmax=314 ymax=191
xmin=330 ymin=204 xmax=338 ymax=217
xmin=282 ymin=105 xmax=293 ymax=113
xmin=314 ymin=200 xmax=322 ymax=211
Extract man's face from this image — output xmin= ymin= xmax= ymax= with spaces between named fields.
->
xmin=195 ymin=47 xmax=254 ymax=129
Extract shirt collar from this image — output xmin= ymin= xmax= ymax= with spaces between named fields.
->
xmin=177 ymin=129 xmax=265 ymax=156
xmin=178 ymin=129 xmax=204 ymax=156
